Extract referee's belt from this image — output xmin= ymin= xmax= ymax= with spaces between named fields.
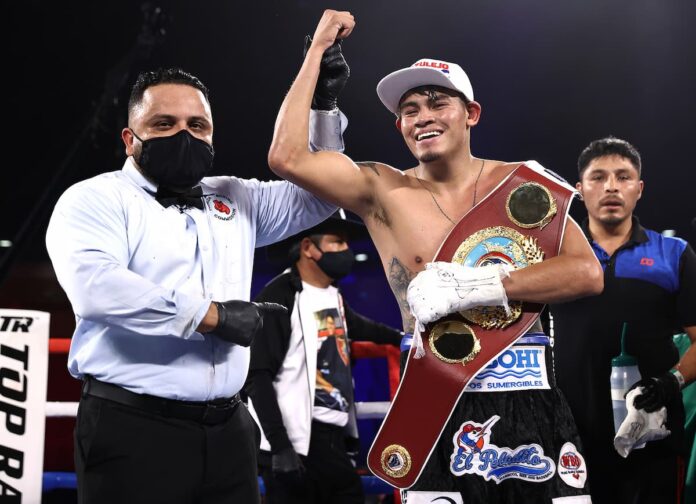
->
xmin=82 ymin=377 xmax=242 ymax=425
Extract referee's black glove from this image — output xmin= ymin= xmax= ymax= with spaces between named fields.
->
xmin=628 ymin=372 xmax=681 ymax=412
xmin=304 ymin=35 xmax=350 ymax=111
xmin=272 ymin=446 xmax=306 ymax=486
xmin=212 ymin=300 xmax=286 ymax=347
xmin=345 ymin=435 xmax=360 ymax=468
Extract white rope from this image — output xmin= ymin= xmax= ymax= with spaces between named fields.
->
xmin=354 ymin=401 xmax=390 ymax=419
xmin=46 ymin=401 xmax=79 ymax=418
xmin=45 ymin=400 xmax=391 ymax=420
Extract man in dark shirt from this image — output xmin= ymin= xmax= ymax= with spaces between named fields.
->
xmin=551 ymin=137 xmax=696 ymax=503
xmin=245 ymin=210 xmax=403 ymax=503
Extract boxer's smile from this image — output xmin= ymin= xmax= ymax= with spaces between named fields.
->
xmin=416 ymin=130 xmax=443 ymax=142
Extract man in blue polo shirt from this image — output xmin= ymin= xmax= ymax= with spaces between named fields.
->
xmin=551 ymin=137 xmax=696 ymax=503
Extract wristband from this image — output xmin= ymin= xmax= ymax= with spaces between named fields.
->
xmin=308 ymin=109 xmax=347 ymax=153
xmin=400 ymin=333 xmax=413 ymax=353
xmin=671 ymin=368 xmax=686 ymax=389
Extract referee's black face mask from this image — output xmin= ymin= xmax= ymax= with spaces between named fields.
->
xmin=130 ymin=129 xmax=215 ymax=189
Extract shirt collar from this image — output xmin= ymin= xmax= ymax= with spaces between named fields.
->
xmin=122 ymin=157 xmax=157 ymax=193
xmin=582 ymin=215 xmax=648 ymax=248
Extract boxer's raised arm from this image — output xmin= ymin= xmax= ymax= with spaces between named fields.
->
xmin=268 ymin=10 xmax=375 ymax=214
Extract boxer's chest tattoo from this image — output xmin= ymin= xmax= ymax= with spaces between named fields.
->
xmin=388 ymin=257 xmax=417 ymax=333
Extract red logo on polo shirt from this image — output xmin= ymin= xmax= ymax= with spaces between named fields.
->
xmin=640 ymin=257 xmax=654 ymax=266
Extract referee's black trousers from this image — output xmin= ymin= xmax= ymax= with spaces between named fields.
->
xmin=74 ymin=385 xmax=260 ymax=504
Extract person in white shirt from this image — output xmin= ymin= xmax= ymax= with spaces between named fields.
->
xmin=245 ymin=210 xmax=403 ymax=503
xmin=45 ymin=67 xmax=343 ymax=504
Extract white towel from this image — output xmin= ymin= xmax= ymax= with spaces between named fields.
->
xmin=613 ymin=387 xmax=671 ymax=458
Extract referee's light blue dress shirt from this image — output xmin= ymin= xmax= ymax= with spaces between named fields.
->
xmin=46 ymin=158 xmax=336 ymax=401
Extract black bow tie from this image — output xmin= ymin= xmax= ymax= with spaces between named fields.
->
xmin=155 ymin=186 xmax=205 ymax=210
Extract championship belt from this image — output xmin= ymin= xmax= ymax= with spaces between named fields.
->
xmin=367 ymin=161 xmax=577 ymax=488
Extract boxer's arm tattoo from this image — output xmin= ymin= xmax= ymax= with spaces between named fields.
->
xmin=388 ymin=257 xmax=416 ymax=333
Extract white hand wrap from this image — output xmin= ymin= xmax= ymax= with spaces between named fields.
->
xmin=407 ymin=262 xmax=512 ymax=326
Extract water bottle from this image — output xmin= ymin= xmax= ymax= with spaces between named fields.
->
xmin=610 ymin=323 xmax=641 ymax=433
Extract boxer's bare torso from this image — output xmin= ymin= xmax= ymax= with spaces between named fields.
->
xmin=353 ymin=160 xmax=517 ymax=332
xmin=269 ymin=11 xmax=602 ymax=331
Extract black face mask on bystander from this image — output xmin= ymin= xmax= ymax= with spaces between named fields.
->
xmin=131 ymin=129 xmax=214 ymax=189
xmin=316 ymin=248 xmax=355 ymax=280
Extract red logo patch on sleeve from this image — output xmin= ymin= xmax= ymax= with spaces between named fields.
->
xmin=640 ymin=257 xmax=654 ymax=266
xmin=213 ymin=200 xmax=230 ymax=215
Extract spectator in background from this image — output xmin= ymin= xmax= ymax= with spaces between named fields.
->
xmin=674 ymin=332 xmax=696 ymax=503
xmin=245 ymin=210 xmax=402 ymax=503
xmin=551 ymin=137 xmax=696 ymax=503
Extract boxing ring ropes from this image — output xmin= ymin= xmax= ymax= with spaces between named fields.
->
xmin=42 ymin=338 xmax=402 ymax=499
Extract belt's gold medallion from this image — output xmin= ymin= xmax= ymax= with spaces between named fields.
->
xmin=506 ymin=182 xmax=557 ymax=229
xmin=452 ymin=226 xmax=544 ymax=329
xmin=381 ymin=444 xmax=412 ymax=479
xmin=429 ymin=320 xmax=480 ymax=365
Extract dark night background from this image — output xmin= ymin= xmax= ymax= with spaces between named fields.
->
xmin=3 ymin=0 xmax=696 ymax=498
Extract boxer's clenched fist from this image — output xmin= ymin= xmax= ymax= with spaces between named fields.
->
xmin=309 ymin=9 xmax=355 ymax=53
xmin=304 ymin=36 xmax=350 ymax=110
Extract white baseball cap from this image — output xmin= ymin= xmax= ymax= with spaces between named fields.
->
xmin=376 ymin=59 xmax=474 ymax=114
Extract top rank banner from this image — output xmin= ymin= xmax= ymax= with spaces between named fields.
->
xmin=0 ymin=310 xmax=50 ymax=503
